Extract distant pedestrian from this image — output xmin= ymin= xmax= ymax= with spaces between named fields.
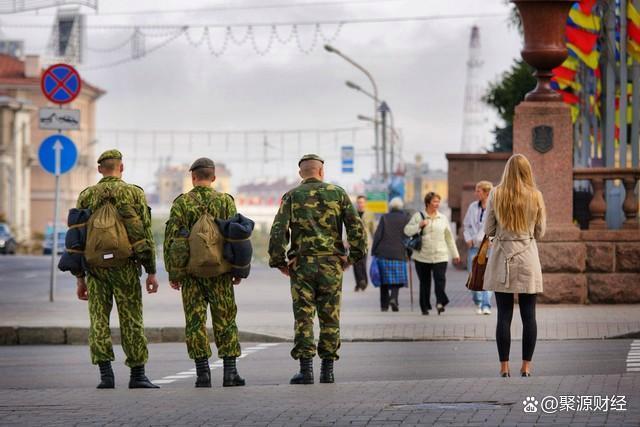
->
xmin=463 ymin=180 xmax=494 ymax=315
xmin=371 ymin=197 xmax=410 ymax=312
xmin=353 ymin=195 xmax=376 ymax=292
xmin=75 ymin=149 xmax=159 ymax=389
xmin=404 ymin=192 xmax=460 ymax=315
xmin=164 ymin=157 xmax=245 ymax=388
xmin=268 ymin=154 xmax=366 ymax=384
xmin=483 ymin=154 xmax=546 ymax=378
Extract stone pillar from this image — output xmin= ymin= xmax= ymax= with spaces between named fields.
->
xmin=513 ymin=101 xmax=575 ymax=228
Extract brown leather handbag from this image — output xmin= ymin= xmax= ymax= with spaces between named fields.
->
xmin=466 ymin=235 xmax=490 ymax=291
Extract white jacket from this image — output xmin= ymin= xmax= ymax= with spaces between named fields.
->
xmin=463 ymin=200 xmax=487 ymax=248
xmin=404 ymin=211 xmax=459 ymax=264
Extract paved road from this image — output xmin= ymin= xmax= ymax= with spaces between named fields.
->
xmin=0 ymin=254 xmax=474 ymax=308
xmin=1 ymin=341 xmax=639 ymax=426
xmin=3 ymin=255 xmax=640 ymax=343
xmin=0 ymin=340 xmax=633 ymax=389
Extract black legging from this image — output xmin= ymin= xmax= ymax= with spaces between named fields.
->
xmin=414 ymin=261 xmax=449 ymax=313
xmin=495 ymin=292 xmax=537 ymax=362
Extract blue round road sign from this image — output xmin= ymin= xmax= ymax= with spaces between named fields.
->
xmin=40 ymin=64 xmax=82 ymax=104
xmin=38 ymin=134 xmax=78 ymax=175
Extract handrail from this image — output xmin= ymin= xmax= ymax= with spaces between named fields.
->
xmin=572 ymin=167 xmax=640 ymax=230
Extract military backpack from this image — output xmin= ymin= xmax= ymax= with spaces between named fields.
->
xmin=85 ymin=187 xmax=133 ymax=268
xmin=185 ymin=191 xmax=231 ymax=278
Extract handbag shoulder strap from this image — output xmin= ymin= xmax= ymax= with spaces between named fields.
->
xmin=419 ymin=211 xmax=425 ymax=235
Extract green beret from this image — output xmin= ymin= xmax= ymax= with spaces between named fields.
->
xmin=298 ymin=153 xmax=324 ymax=167
xmin=189 ymin=157 xmax=215 ymax=171
xmin=97 ymin=149 xmax=122 ymax=163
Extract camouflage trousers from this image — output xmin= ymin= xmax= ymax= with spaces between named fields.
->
xmin=290 ymin=256 xmax=343 ymax=360
xmin=86 ymin=262 xmax=148 ymax=367
xmin=180 ymin=275 xmax=241 ymax=360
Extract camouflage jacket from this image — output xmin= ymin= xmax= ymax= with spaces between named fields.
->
xmin=77 ymin=176 xmax=156 ymax=274
xmin=268 ymin=177 xmax=366 ymax=268
xmin=163 ymin=186 xmax=237 ymax=282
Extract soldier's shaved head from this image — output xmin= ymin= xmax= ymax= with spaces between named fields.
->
xmin=98 ymin=159 xmax=123 ymax=177
xmin=192 ymin=167 xmax=216 ymax=181
xmin=299 ymin=159 xmax=323 ymax=179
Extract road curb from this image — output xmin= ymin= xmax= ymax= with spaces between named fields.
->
xmin=0 ymin=327 xmax=289 ymax=345
xmin=2 ymin=326 xmax=639 ymax=344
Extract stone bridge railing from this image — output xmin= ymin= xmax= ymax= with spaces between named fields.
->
xmin=573 ymin=168 xmax=640 ymax=230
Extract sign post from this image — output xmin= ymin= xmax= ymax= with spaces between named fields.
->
xmin=40 ymin=62 xmax=81 ymax=302
xmin=341 ymin=146 xmax=354 ymax=173
xmin=39 ymin=135 xmax=77 ymax=302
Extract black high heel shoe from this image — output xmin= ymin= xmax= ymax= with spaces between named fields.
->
xmin=500 ymin=371 xmax=510 ymax=378
xmin=521 ymin=372 xmax=531 ymax=377
xmin=436 ymin=303 xmax=445 ymax=315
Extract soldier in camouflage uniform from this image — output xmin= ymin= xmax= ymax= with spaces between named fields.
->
xmin=164 ymin=157 xmax=245 ymax=388
xmin=268 ymin=154 xmax=366 ymax=384
xmin=75 ymin=149 xmax=159 ymax=389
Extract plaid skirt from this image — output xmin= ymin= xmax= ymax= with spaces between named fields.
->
xmin=377 ymin=257 xmax=407 ymax=286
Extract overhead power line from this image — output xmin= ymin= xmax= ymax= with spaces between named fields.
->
xmin=23 ymin=0 xmax=409 ymax=16
xmin=2 ymin=11 xmax=508 ymax=69
xmin=1 ymin=12 xmax=508 ymax=30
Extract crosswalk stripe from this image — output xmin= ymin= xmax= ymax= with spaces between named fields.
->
xmin=152 ymin=343 xmax=280 ymax=385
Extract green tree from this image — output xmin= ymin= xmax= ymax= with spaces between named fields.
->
xmin=483 ymin=59 xmax=536 ymax=152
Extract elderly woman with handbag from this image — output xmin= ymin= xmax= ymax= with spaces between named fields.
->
xmin=404 ymin=192 xmax=460 ymax=315
xmin=483 ymin=154 xmax=546 ymax=378
xmin=371 ymin=197 xmax=411 ymax=312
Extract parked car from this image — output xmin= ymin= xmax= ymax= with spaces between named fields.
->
xmin=0 ymin=223 xmax=17 ymax=255
xmin=42 ymin=225 xmax=67 ymax=255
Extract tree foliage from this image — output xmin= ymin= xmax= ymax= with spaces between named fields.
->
xmin=483 ymin=59 xmax=536 ymax=152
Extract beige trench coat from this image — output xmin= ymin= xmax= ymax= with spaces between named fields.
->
xmin=483 ymin=189 xmax=546 ymax=294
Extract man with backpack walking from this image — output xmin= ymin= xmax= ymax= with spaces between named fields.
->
xmin=268 ymin=154 xmax=366 ymax=384
xmin=75 ymin=149 xmax=159 ymax=389
xmin=163 ymin=157 xmax=245 ymax=388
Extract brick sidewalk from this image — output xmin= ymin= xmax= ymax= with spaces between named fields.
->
xmin=0 ymin=374 xmax=637 ymax=426
xmin=1 ymin=259 xmax=639 ymax=344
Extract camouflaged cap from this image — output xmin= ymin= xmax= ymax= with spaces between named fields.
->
xmin=298 ymin=154 xmax=324 ymax=166
xmin=97 ymin=149 xmax=123 ymax=163
xmin=268 ymin=177 xmax=366 ymax=268
xmin=189 ymin=157 xmax=215 ymax=171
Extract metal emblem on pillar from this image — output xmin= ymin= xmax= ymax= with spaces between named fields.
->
xmin=532 ymin=125 xmax=553 ymax=153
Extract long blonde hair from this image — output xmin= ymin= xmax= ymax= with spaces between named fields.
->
xmin=493 ymin=154 xmax=545 ymax=233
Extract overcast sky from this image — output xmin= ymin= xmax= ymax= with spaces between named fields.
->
xmin=8 ymin=0 xmax=522 ymax=191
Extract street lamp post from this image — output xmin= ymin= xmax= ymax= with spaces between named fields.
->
xmin=358 ymin=108 xmax=399 ymax=177
xmin=378 ymin=101 xmax=390 ymax=180
xmin=348 ymin=81 xmax=398 ymax=177
xmin=324 ymin=44 xmax=380 ymax=178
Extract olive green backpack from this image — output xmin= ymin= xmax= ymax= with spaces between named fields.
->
xmin=186 ymin=191 xmax=231 ymax=278
xmin=85 ymin=187 xmax=133 ymax=268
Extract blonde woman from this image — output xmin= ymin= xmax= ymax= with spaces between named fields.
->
xmin=404 ymin=192 xmax=460 ymax=315
xmin=484 ymin=154 xmax=546 ymax=378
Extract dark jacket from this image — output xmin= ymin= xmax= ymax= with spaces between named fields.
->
xmin=371 ymin=209 xmax=411 ymax=261
xmin=58 ymin=208 xmax=91 ymax=276
xmin=216 ymin=213 xmax=255 ymax=278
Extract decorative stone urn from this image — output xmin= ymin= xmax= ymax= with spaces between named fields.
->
xmin=511 ymin=0 xmax=574 ymax=102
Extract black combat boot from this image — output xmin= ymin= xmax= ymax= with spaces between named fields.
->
xmin=289 ymin=358 xmax=314 ymax=385
xmin=222 ymin=357 xmax=246 ymax=387
xmin=128 ymin=365 xmax=160 ymax=389
xmin=195 ymin=357 xmax=211 ymax=388
xmin=319 ymin=359 xmax=335 ymax=384
xmin=97 ymin=361 xmax=114 ymax=389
